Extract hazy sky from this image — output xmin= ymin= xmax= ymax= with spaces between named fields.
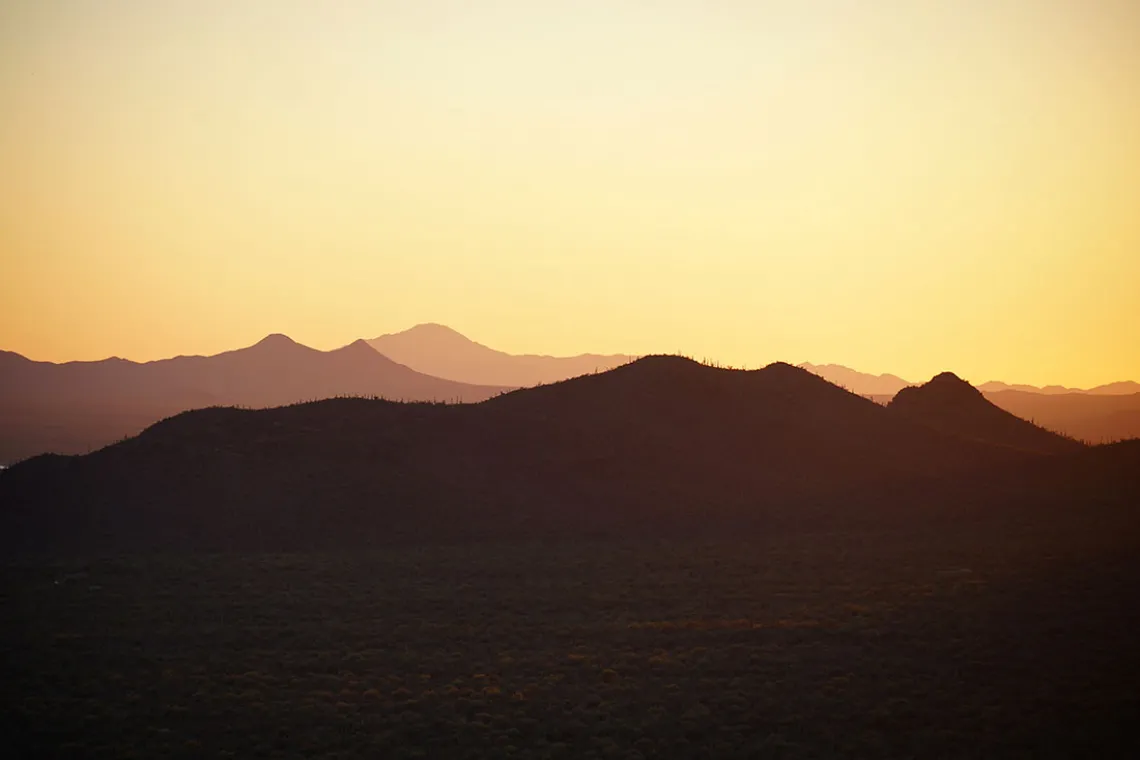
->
xmin=1 ymin=0 xmax=1137 ymax=386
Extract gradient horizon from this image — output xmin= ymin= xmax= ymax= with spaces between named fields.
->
xmin=2 ymin=1 xmax=1138 ymax=387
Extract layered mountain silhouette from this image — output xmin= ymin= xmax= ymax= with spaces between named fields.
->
xmin=0 ymin=336 xmax=506 ymax=464
xmin=6 ymin=357 xmax=1135 ymax=554
xmin=889 ymin=372 xmax=1083 ymax=455
xmin=802 ymin=362 xmax=1139 ymax=399
xmin=979 ymin=379 xmax=1140 ymax=395
xmin=368 ymin=323 xmax=632 ymax=387
xmin=798 ymin=363 xmax=914 ymax=396
xmin=799 ymin=362 xmax=1140 ymax=442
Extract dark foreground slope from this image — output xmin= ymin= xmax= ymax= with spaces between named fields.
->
xmin=889 ymin=372 xmax=1084 ymax=455
xmin=4 ymin=358 xmax=1134 ymax=554
xmin=0 ymin=336 xmax=507 ymax=463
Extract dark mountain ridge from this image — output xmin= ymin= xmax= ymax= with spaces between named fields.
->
xmin=890 ymin=372 xmax=1083 ymax=455
xmin=796 ymin=359 xmax=1138 ymax=398
xmin=4 ymin=357 xmax=1130 ymax=554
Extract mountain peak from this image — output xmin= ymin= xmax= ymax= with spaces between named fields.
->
xmin=890 ymin=372 xmax=1081 ymax=454
xmin=408 ymin=322 xmax=464 ymax=334
xmin=763 ymin=360 xmax=807 ymax=374
xmin=335 ymin=339 xmax=384 ymax=357
xmin=402 ymin=323 xmax=472 ymax=342
xmin=907 ymin=371 xmax=980 ymax=401
xmin=368 ymin=324 xmax=630 ymax=387
xmin=254 ymin=333 xmax=299 ymax=349
xmin=930 ymin=371 xmax=967 ymax=384
xmin=926 ymin=371 xmax=979 ymax=394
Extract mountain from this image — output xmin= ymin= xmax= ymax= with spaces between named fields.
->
xmin=1087 ymin=381 xmax=1140 ymax=395
xmin=799 ymin=366 xmax=1139 ymax=400
xmin=983 ymin=390 xmax=1140 ymax=444
xmin=796 ymin=364 xmax=1140 ymax=441
xmin=978 ymin=380 xmax=1140 ymax=395
xmin=798 ymin=363 xmax=914 ymax=396
xmin=1 ymin=357 xmax=1101 ymax=554
xmin=978 ymin=381 xmax=1081 ymax=395
xmin=889 ymin=372 xmax=1083 ymax=455
xmin=0 ymin=337 xmax=506 ymax=464
xmin=368 ymin=323 xmax=632 ymax=387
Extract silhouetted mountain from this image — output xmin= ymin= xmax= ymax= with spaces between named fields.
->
xmin=1087 ymin=381 xmax=1140 ymax=395
xmin=793 ymin=365 xmax=1139 ymax=441
xmin=978 ymin=381 xmax=1080 ymax=395
xmin=978 ymin=379 xmax=1140 ymax=395
xmin=0 ymin=337 xmax=506 ymax=464
xmin=889 ymin=372 xmax=1083 ymax=455
xmin=368 ymin=323 xmax=632 ymax=387
xmin=2 ymin=357 xmax=1110 ymax=554
xmin=798 ymin=363 xmax=914 ymax=396
xmin=799 ymin=364 xmax=1139 ymax=408
xmin=984 ymin=390 xmax=1140 ymax=444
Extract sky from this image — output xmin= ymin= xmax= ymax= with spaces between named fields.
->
xmin=1 ymin=0 xmax=1138 ymax=387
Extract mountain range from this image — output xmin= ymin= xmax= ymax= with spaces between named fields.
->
xmin=5 ymin=357 xmax=1136 ymax=554
xmin=977 ymin=380 xmax=1140 ymax=395
xmin=2 ymin=325 xmax=1137 ymax=465
xmin=800 ymin=363 xmax=1140 ymax=398
xmin=0 ymin=335 xmax=505 ymax=464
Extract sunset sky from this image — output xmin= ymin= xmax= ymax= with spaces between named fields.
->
xmin=1 ymin=0 xmax=1137 ymax=387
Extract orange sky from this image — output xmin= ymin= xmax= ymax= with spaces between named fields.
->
xmin=1 ymin=0 xmax=1138 ymax=387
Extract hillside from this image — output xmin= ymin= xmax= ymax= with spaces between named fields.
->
xmin=0 ymin=357 xmax=1095 ymax=554
xmin=0 ymin=337 xmax=506 ymax=464
xmin=889 ymin=372 xmax=1083 ymax=455
xmin=369 ymin=323 xmax=632 ymax=387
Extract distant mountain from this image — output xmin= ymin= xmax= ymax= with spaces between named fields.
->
xmin=978 ymin=380 xmax=1140 ymax=396
xmin=798 ymin=365 xmax=1139 ymax=399
xmin=798 ymin=363 xmax=914 ymax=396
xmin=983 ymin=390 xmax=1140 ymax=444
xmin=889 ymin=372 xmax=1083 ymax=455
xmin=1 ymin=357 xmax=1091 ymax=554
xmin=978 ymin=381 xmax=1080 ymax=395
xmin=0 ymin=336 xmax=506 ymax=464
xmin=369 ymin=323 xmax=632 ymax=387
xmin=1087 ymin=381 xmax=1140 ymax=395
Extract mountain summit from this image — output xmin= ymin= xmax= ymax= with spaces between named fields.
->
xmin=0 ymin=356 xmax=1059 ymax=553
xmin=368 ymin=324 xmax=632 ymax=387
xmin=253 ymin=333 xmax=301 ymax=349
xmin=890 ymin=372 xmax=1082 ymax=454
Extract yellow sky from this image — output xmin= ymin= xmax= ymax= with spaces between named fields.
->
xmin=1 ymin=0 xmax=1138 ymax=387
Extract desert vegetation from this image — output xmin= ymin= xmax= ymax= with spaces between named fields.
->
xmin=4 ymin=523 xmax=1139 ymax=759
